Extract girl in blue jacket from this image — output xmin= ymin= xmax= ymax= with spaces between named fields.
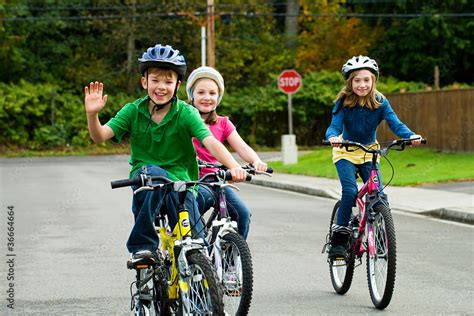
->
xmin=325 ymin=55 xmax=422 ymax=259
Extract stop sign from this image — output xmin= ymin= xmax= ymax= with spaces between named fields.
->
xmin=278 ymin=69 xmax=302 ymax=94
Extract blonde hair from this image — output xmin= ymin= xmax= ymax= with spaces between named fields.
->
xmin=335 ymin=71 xmax=383 ymax=110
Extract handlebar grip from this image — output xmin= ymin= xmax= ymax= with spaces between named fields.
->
xmin=266 ymin=167 xmax=274 ymax=174
xmin=404 ymin=138 xmax=428 ymax=145
xmin=322 ymin=140 xmax=331 ymax=145
xmin=111 ymin=176 xmax=143 ymax=189
xmin=224 ymin=171 xmax=252 ymax=181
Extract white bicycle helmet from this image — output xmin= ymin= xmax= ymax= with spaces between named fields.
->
xmin=342 ymin=55 xmax=379 ymax=80
xmin=186 ymin=66 xmax=225 ymax=104
xmin=138 ymin=44 xmax=187 ymax=80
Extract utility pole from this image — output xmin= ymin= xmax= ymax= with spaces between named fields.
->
xmin=126 ymin=0 xmax=136 ymax=93
xmin=207 ymin=0 xmax=215 ymax=67
xmin=201 ymin=26 xmax=206 ymax=66
xmin=434 ymin=65 xmax=440 ymax=90
xmin=285 ymin=0 xmax=299 ymax=49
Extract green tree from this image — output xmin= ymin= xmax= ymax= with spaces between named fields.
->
xmin=355 ymin=0 xmax=474 ymax=85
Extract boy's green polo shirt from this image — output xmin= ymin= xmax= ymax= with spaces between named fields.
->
xmin=106 ymin=96 xmax=211 ymax=181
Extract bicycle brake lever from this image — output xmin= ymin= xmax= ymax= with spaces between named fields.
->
xmin=255 ymin=170 xmax=273 ymax=177
xmin=133 ymin=186 xmax=154 ymax=194
xmin=133 ymin=184 xmax=163 ymax=195
xmin=221 ymin=183 xmax=240 ymax=191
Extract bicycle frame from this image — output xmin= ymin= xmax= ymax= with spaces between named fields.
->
xmin=155 ymin=182 xmax=206 ymax=302
xmin=353 ymin=166 xmax=383 ymax=259
xmin=205 ymin=182 xmax=240 ymax=281
xmin=323 ymin=137 xmax=426 ymax=309
xmin=112 ymin=173 xmax=226 ymax=314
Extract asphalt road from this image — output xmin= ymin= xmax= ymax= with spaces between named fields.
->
xmin=0 ymin=156 xmax=472 ymax=315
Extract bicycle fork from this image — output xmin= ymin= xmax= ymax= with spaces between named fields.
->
xmin=364 ymin=193 xmax=389 ymax=259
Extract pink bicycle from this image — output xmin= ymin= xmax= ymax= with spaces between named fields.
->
xmin=322 ymin=138 xmax=426 ymax=309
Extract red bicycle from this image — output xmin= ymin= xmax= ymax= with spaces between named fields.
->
xmin=322 ymin=138 xmax=426 ymax=309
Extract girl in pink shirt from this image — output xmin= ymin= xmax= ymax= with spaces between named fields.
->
xmin=187 ymin=66 xmax=267 ymax=239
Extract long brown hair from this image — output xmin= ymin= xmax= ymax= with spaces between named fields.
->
xmin=204 ymin=111 xmax=218 ymax=125
xmin=334 ymin=70 xmax=383 ymax=110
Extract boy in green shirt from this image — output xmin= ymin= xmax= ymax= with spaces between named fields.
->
xmin=84 ymin=44 xmax=246 ymax=259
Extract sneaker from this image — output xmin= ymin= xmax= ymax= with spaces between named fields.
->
xmin=328 ymin=231 xmax=350 ymax=260
xmin=127 ymin=250 xmax=158 ymax=269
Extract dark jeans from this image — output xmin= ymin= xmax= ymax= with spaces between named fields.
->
xmin=126 ymin=165 xmax=204 ymax=253
xmin=197 ymin=185 xmax=252 ymax=239
xmin=335 ymin=159 xmax=382 ymax=227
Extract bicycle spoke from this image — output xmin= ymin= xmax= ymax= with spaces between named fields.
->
xmin=187 ymin=265 xmax=212 ymax=313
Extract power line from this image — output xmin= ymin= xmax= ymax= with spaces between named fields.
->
xmin=1 ymin=11 xmax=472 ymax=22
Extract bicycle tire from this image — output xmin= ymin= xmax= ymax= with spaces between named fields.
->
xmin=153 ymin=265 xmax=171 ymax=315
xmin=178 ymin=250 xmax=224 ymax=315
xmin=366 ymin=203 xmax=396 ymax=310
xmin=328 ymin=200 xmax=355 ymax=295
xmin=220 ymin=232 xmax=253 ymax=315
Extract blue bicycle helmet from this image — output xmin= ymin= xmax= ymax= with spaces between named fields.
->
xmin=138 ymin=44 xmax=187 ymax=80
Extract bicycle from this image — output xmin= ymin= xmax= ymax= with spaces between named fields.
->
xmin=111 ymin=174 xmax=225 ymax=315
xmin=321 ymin=137 xmax=426 ymax=310
xmin=197 ymin=160 xmax=273 ymax=315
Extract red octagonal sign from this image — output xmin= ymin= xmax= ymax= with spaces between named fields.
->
xmin=278 ymin=69 xmax=302 ymax=94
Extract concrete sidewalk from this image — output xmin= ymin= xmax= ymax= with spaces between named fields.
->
xmin=249 ymin=172 xmax=474 ymax=225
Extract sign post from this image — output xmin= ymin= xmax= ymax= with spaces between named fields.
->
xmin=278 ymin=69 xmax=302 ymax=164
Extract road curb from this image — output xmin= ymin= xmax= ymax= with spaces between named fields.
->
xmin=249 ymin=178 xmax=473 ymax=225
xmin=421 ymin=208 xmax=474 ymax=225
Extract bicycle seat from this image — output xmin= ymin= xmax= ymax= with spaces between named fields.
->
xmin=127 ymin=250 xmax=158 ymax=269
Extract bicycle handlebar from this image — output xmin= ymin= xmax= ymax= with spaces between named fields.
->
xmin=322 ymin=137 xmax=427 ymax=154
xmin=111 ymin=174 xmax=145 ymax=189
xmin=201 ymin=170 xmax=252 ymax=182
xmin=111 ymin=172 xmax=251 ymax=191
xmin=197 ymin=159 xmax=274 ymax=175
xmin=111 ymin=175 xmax=174 ymax=190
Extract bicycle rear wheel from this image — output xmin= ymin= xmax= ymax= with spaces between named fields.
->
xmin=178 ymin=250 xmax=224 ymax=315
xmin=221 ymin=232 xmax=253 ymax=315
xmin=328 ymin=200 xmax=355 ymax=295
xmin=366 ymin=203 xmax=396 ymax=309
xmin=133 ymin=267 xmax=160 ymax=316
xmin=153 ymin=265 xmax=170 ymax=315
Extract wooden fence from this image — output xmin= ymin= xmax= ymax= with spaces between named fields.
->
xmin=377 ymin=89 xmax=473 ymax=152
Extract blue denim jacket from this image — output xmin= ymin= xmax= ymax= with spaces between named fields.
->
xmin=325 ymin=96 xmax=414 ymax=144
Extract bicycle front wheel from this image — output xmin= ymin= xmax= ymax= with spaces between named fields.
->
xmin=366 ymin=203 xmax=396 ymax=309
xmin=328 ymin=200 xmax=355 ymax=295
xmin=221 ymin=232 xmax=253 ymax=315
xmin=178 ymin=250 xmax=224 ymax=315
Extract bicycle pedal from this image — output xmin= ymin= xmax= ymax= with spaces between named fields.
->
xmin=127 ymin=258 xmax=155 ymax=270
xmin=226 ymin=290 xmax=241 ymax=297
xmin=331 ymin=258 xmax=347 ymax=266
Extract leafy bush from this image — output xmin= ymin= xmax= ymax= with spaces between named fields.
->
xmin=0 ymin=80 xmax=142 ymax=150
xmin=0 ymin=72 xmax=439 ymax=150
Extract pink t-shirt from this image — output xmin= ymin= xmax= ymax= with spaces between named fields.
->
xmin=193 ymin=115 xmax=236 ymax=178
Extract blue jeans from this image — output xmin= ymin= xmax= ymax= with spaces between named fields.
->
xmin=197 ymin=185 xmax=252 ymax=239
xmin=335 ymin=159 xmax=383 ymax=227
xmin=127 ymin=165 xmax=205 ymax=253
